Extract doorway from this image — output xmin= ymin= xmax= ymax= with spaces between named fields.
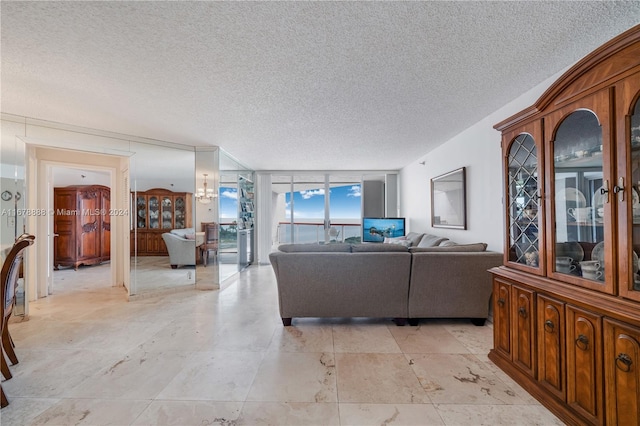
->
xmin=49 ymin=165 xmax=112 ymax=295
xmin=26 ymin=145 xmax=130 ymax=306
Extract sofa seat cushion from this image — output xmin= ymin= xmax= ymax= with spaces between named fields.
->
xmin=278 ymin=243 xmax=352 ymax=253
xmin=416 ymin=234 xmax=449 ymax=247
xmin=411 ymin=242 xmax=488 ymax=252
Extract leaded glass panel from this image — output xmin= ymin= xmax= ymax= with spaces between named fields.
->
xmin=508 ymin=133 xmax=539 ymax=267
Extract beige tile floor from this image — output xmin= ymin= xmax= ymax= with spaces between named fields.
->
xmin=1 ymin=264 xmax=564 ymax=425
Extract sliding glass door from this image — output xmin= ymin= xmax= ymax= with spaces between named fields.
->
xmin=329 ymin=175 xmax=362 ymax=243
xmin=272 ymin=174 xmax=362 ymax=245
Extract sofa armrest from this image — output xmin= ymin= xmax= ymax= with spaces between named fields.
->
xmin=161 ymin=233 xmax=196 ymax=267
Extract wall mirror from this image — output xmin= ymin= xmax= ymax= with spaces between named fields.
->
xmin=0 ymin=121 xmax=27 ymax=315
xmin=195 ymin=147 xmax=220 ymax=289
xmin=1 ymin=114 xmax=258 ymax=314
xmin=431 ymin=167 xmax=467 ymax=229
xmin=130 ymin=141 xmax=195 ymax=297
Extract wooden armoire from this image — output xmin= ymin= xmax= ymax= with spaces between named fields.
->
xmin=490 ymin=25 xmax=640 ymax=425
xmin=54 ymin=185 xmax=110 ymax=270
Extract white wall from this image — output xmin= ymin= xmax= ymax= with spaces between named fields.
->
xmin=400 ymin=70 xmax=566 ymax=252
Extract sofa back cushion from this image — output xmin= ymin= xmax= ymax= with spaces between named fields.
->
xmin=405 ymin=232 xmax=425 ymax=246
xmin=278 ymin=243 xmax=352 ymax=253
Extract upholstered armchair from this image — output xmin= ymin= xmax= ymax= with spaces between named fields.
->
xmin=161 ymin=229 xmax=196 ymax=269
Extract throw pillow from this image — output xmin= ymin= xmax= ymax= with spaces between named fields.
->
xmin=185 ymin=234 xmax=196 ymax=240
xmin=416 ymin=234 xmax=449 ymax=248
xmin=439 ymin=240 xmax=458 ymax=247
xmin=384 ymin=238 xmax=412 ymax=247
xmin=170 ymin=228 xmax=195 ymax=238
xmin=384 ymin=236 xmax=410 ymax=245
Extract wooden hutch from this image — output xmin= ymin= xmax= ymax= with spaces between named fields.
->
xmin=490 ymin=25 xmax=640 ymax=425
xmin=131 ymin=188 xmax=192 ymax=256
xmin=54 ymin=185 xmax=110 ymax=270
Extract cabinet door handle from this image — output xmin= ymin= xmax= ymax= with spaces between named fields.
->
xmin=544 ymin=320 xmax=555 ymax=332
xmin=600 ymin=180 xmax=610 ymax=204
xmin=497 ymin=298 xmax=505 ymax=307
xmin=518 ymin=307 xmax=527 ymax=318
xmin=616 ymin=353 xmax=633 ymax=372
xmin=575 ymin=334 xmax=589 ymax=351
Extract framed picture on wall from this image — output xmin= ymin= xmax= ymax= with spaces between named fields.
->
xmin=431 ymin=167 xmax=467 ymax=229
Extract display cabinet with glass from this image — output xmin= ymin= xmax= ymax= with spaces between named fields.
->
xmin=490 ymin=26 xmax=640 ymax=425
xmin=131 ymin=188 xmax=192 ymax=255
xmin=238 ymin=175 xmax=254 ymax=230
xmin=237 ymin=174 xmax=255 ymax=269
xmin=505 ymin=122 xmax=544 ymax=275
xmin=550 ymin=106 xmax=610 ymax=293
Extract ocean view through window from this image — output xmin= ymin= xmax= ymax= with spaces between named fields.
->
xmin=280 ymin=183 xmax=362 ymax=244
xmin=219 ymin=186 xmax=239 ymax=248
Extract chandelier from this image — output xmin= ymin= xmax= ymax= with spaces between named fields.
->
xmin=196 ymin=173 xmax=216 ymax=204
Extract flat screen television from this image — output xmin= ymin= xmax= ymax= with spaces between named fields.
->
xmin=362 ymin=217 xmax=406 ymax=243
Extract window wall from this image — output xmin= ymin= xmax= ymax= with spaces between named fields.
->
xmin=271 ymin=173 xmax=394 ymax=246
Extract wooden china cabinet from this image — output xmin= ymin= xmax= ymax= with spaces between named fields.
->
xmin=490 ymin=25 xmax=640 ymax=425
xmin=131 ymin=188 xmax=192 ymax=256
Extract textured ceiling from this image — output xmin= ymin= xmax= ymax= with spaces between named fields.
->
xmin=2 ymin=2 xmax=639 ymax=171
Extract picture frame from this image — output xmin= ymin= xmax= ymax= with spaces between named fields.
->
xmin=431 ymin=167 xmax=467 ymax=229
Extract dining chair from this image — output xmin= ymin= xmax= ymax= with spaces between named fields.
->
xmin=200 ymin=222 xmax=219 ymax=267
xmin=1 ymin=235 xmax=35 ymax=407
xmin=2 ymin=234 xmax=34 ymax=366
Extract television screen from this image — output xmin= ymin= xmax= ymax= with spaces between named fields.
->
xmin=362 ymin=217 xmax=406 ymax=243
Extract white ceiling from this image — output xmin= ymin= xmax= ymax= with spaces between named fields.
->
xmin=2 ymin=2 xmax=639 ymax=171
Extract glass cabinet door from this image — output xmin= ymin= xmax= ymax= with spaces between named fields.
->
xmin=149 ymin=196 xmax=159 ymax=229
xmin=506 ymin=122 xmax=544 ymax=274
xmin=136 ymin=196 xmax=146 ymax=229
xmin=619 ymin=76 xmax=640 ymax=301
xmin=161 ymin=196 xmax=172 ymax=229
xmin=629 ymin=97 xmax=640 ymax=292
xmin=175 ymin=196 xmax=186 ymax=229
xmin=548 ymin=91 xmax=614 ymax=294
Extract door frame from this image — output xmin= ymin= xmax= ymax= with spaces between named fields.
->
xmin=22 ymin=142 xmax=131 ymax=312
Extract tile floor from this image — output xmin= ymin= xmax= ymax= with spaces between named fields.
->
xmin=1 ymin=264 xmax=563 ymax=425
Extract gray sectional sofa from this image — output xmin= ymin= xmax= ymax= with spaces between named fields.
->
xmin=268 ymin=232 xmax=502 ymax=326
